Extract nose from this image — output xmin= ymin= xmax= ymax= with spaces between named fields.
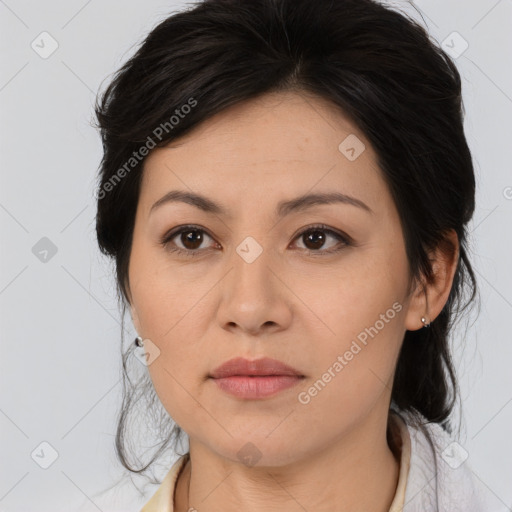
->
xmin=216 ymin=241 xmax=293 ymax=337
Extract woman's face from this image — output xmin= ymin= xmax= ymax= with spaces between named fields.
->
xmin=128 ymin=91 xmax=421 ymax=466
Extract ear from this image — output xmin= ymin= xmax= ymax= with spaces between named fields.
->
xmin=130 ymin=301 xmax=142 ymax=335
xmin=124 ymin=278 xmax=142 ymax=335
xmin=404 ymin=229 xmax=459 ymax=331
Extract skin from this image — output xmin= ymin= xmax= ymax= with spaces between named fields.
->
xmin=127 ymin=91 xmax=459 ymax=512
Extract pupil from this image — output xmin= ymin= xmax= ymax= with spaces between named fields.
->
xmin=183 ymin=230 xmax=202 ymax=249
xmin=305 ymin=230 xmax=325 ymax=250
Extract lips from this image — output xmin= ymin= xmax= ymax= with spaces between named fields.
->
xmin=209 ymin=357 xmax=305 ymax=399
xmin=209 ymin=357 xmax=304 ymax=379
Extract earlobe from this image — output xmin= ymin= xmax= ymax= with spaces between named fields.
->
xmin=404 ymin=280 xmax=429 ymax=331
xmin=404 ymin=229 xmax=459 ymax=332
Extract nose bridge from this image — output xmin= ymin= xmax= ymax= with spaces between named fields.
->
xmin=230 ymin=233 xmax=275 ymax=305
xmin=216 ymin=232 xmax=291 ymax=334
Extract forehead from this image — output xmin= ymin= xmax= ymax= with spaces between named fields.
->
xmin=140 ymin=91 xmax=387 ymax=213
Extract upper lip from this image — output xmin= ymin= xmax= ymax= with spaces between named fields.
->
xmin=210 ymin=357 xmax=304 ymax=378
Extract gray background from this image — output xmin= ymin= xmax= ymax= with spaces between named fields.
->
xmin=0 ymin=0 xmax=511 ymax=510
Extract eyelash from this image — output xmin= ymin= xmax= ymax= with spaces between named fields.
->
xmin=159 ymin=224 xmax=353 ymax=258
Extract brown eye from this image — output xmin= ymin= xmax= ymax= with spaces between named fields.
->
xmin=180 ymin=229 xmax=204 ymax=250
xmin=160 ymin=225 xmax=217 ymax=255
xmin=302 ymin=229 xmax=327 ymax=250
xmin=293 ymin=225 xmax=351 ymax=254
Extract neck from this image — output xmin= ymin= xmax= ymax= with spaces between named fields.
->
xmin=174 ymin=412 xmax=401 ymax=512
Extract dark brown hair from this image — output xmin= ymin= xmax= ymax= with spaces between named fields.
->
xmin=94 ymin=0 xmax=478 ymax=476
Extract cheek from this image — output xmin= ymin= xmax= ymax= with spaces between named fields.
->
xmin=296 ymin=301 xmax=405 ymax=431
xmin=146 ymin=356 xmax=204 ymax=430
xmin=129 ymin=238 xmax=210 ymax=339
xmin=295 ymin=242 xmax=408 ymax=344
xmin=129 ymin=249 xmax=205 ymax=416
xmin=292 ymin=246 xmax=407 ymax=404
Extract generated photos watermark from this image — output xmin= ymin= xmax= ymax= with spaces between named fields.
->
xmin=96 ymin=97 xmax=197 ymax=200
xmin=298 ymin=301 xmax=403 ymax=405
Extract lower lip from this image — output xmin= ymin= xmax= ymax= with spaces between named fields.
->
xmin=211 ymin=375 xmax=303 ymax=399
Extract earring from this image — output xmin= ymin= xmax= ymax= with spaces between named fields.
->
xmin=135 ymin=336 xmax=144 ymax=347
xmin=421 ymin=317 xmax=431 ymax=328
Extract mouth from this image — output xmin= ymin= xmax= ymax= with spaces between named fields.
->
xmin=209 ymin=357 xmax=305 ymax=399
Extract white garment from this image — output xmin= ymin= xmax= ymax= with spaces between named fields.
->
xmin=393 ymin=408 xmax=506 ymax=511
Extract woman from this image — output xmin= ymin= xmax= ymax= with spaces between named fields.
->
xmin=94 ymin=0 xmax=495 ymax=510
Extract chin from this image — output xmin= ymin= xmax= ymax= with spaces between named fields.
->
xmin=203 ymin=430 xmax=306 ymax=468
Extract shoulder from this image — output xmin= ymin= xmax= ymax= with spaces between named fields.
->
xmin=392 ymin=408 xmax=504 ymax=512
xmin=140 ymin=453 xmax=190 ymax=512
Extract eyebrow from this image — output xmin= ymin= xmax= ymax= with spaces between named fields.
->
xmin=149 ymin=190 xmax=373 ymax=217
